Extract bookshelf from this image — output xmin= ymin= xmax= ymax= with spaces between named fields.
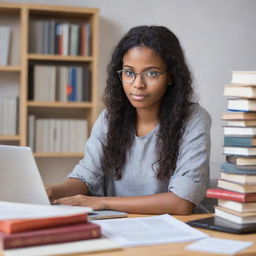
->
xmin=0 ymin=2 xmax=99 ymax=158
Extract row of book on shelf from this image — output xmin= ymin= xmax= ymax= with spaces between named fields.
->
xmin=0 ymin=97 xmax=18 ymax=136
xmin=28 ymin=115 xmax=88 ymax=154
xmin=0 ymin=201 xmax=120 ymax=255
xmin=29 ymin=65 xmax=91 ymax=102
xmin=0 ymin=26 xmax=11 ymax=66
xmin=207 ymin=71 xmax=256 ymax=225
xmin=29 ymin=20 xmax=91 ymax=56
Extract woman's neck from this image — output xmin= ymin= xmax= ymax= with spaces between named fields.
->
xmin=135 ymin=108 xmax=159 ymax=137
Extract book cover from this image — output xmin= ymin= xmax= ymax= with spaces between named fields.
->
xmin=224 ymin=136 xmax=256 ymax=147
xmin=221 ymin=162 xmax=256 ymax=175
xmin=218 ymin=179 xmax=256 ymax=193
xmin=218 ymin=199 xmax=256 ymax=212
xmin=220 ymin=171 xmax=256 ymax=184
xmin=215 ymin=206 xmax=256 ymax=224
xmin=0 ymin=222 xmax=100 ymax=249
xmin=0 ymin=213 xmax=88 ymax=234
xmin=226 ymin=120 xmax=256 ymax=127
xmin=222 ymin=112 xmax=256 ymax=120
xmin=207 ymin=188 xmax=256 ymax=202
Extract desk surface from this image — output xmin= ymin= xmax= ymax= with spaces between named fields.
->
xmin=84 ymin=214 xmax=256 ymax=256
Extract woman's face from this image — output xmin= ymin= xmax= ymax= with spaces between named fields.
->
xmin=121 ymin=46 xmax=169 ymax=112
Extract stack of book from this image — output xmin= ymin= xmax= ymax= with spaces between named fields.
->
xmin=0 ymin=202 xmax=101 ymax=251
xmin=0 ymin=202 xmax=121 ymax=256
xmin=207 ymin=71 xmax=256 ymax=225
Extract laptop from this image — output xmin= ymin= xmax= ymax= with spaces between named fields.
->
xmin=0 ymin=145 xmax=127 ymax=219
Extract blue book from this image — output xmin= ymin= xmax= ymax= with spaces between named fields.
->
xmin=224 ymin=136 xmax=256 ymax=147
xmin=221 ymin=162 xmax=256 ymax=175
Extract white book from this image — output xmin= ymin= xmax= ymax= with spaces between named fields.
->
xmin=224 ymin=126 xmax=256 ymax=136
xmin=54 ymin=119 xmax=62 ymax=153
xmin=62 ymin=23 xmax=69 ymax=56
xmin=227 ymin=120 xmax=256 ymax=127
xmin=28 ymin=115 xmax=35 ymax=151
xmin=0 ymin=26 xmax=11 ymax=65
xmin=61 ymin=119 xmax=69 ymax=153
xmin=228 ymin=99 xmax=256 ymax=111
xmin=2 ymin=98 xmax=9 ymax=135
xmin=224 ymin=85 xmax=256 ymax=98
xmin=215 ymin=206 xmax=256 ymax=224
xmin=231 ymin=71 xmax=256 ymax=85
xmin=48 ymin=119 xmax=55 ymax=153
xmin=35 ymin=119 xmax=43 ymax=152
xmin=218 ymin=199 xmax=256 ymax=213
xmin=224 ymin=146 xmax=256 ymax=156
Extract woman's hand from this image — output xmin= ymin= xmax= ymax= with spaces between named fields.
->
xmin=45 ymin=186 xmax=55 ymax=203
xmin=52 ymin=195 xmax=106 ymax=210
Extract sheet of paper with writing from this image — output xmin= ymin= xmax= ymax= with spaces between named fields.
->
xmin=93 ymin=214 xmax=208 ymax=247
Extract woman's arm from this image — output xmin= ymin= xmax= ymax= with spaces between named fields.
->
xmin=52 ymin=192 xmax=194 ymax=215
xmin=46 ymin=178 xmax=90 ymax=202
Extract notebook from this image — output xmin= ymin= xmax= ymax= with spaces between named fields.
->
xmin=0 ymin=145 xmax=127 ymax=220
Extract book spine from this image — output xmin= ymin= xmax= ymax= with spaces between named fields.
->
xmin=207 ymin=190 xmax=245 ymax=202
xmin=1 ymin=214 xmax=88 ymax=234
xmin=2 ymin=225 xmax=100 ymax=249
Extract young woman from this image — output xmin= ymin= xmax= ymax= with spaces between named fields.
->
xmin=47 ymin=25 xmax=211 ymax=215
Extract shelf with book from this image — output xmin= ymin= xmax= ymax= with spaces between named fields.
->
xmin=28 ymin=54 xmax=94 ymax=62
xmin=0 ymin=2 xmax=99 ymax=159
xmin=0 ymin=6 xmax=22 ymax=143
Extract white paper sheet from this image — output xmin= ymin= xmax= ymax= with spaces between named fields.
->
xmin=186 ymin=237 xmax=254 ymax=255
xmin=0 ymin=201 xmax=92 ymax=220
xmin=93 ymin=214 xmax=208 ymax=247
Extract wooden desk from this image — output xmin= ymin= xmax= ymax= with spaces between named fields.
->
xmin=84 ymin=214 xmax=256 ymax=256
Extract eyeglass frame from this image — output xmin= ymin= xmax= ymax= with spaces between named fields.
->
xmin=117 ymin=68 xmax=169 ymax=86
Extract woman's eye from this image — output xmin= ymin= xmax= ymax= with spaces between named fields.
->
xmin=146 ymin=71 xmax=158 ymax=77
xmin=124 ymin=70 xmax=135 ymax=77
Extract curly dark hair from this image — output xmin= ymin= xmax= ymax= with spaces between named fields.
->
xmin=102 ymin=25 xmax=195 ymax=180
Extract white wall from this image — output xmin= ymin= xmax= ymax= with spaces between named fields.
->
xmin=1 ymin=0 xmax=256 ymax=183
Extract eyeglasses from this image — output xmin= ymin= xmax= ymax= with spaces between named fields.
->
xmin=117 ymin=69 xmax=168 ymax=86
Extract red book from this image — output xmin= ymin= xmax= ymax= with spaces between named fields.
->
xmin=0 ymin=213 xmax=87 ymax=234
xmin=0 ymin=222 xmax=101 ymax=249
xmin=207 ymin=188 xmax=256 ymax=202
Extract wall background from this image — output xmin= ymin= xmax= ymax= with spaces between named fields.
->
xmin=1 ymin=0 xmax=256 ymax=184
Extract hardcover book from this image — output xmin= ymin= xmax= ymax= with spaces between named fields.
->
xmin=221 ymin=162 xmax=256 ymax=175
xmin=222 ymin=112 xmax=256 ymax=120
xmin=231 ymin=71 xmax=256 ymax=85
xmin=224 ymin=146 xmax=256 ymax=156
xmin=224 ymin=126 xmax=256 ymax=136
xmin=218 ymin=179 xmax=256 ymax=193
xmin=224 ymin=136 xmax=256 ymax=147
xmin=0 ymin=213 xmax=87 ymax=234
xmin=206 ymin=188 xmax=256 ymax=202
xmin=226 ymin=155 xmax=256 ymax=166
xmin=220 ymin=172 xmax=256 ymax=184
xmin=228 ymin=99 xmax=256 ymax=112
xmin=224 ymin=85 xmax=256 ymax=99
xmin=218 ymin=199 xmax=256 ymax=212
xmin=0 ymin=222 xmax=101 ymax=249
xmin=215 ymin=206 xmax=256 ymax=224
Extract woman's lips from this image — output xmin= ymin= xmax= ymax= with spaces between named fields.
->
xmin=130 ymin=94 xmax=147 ymax=100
